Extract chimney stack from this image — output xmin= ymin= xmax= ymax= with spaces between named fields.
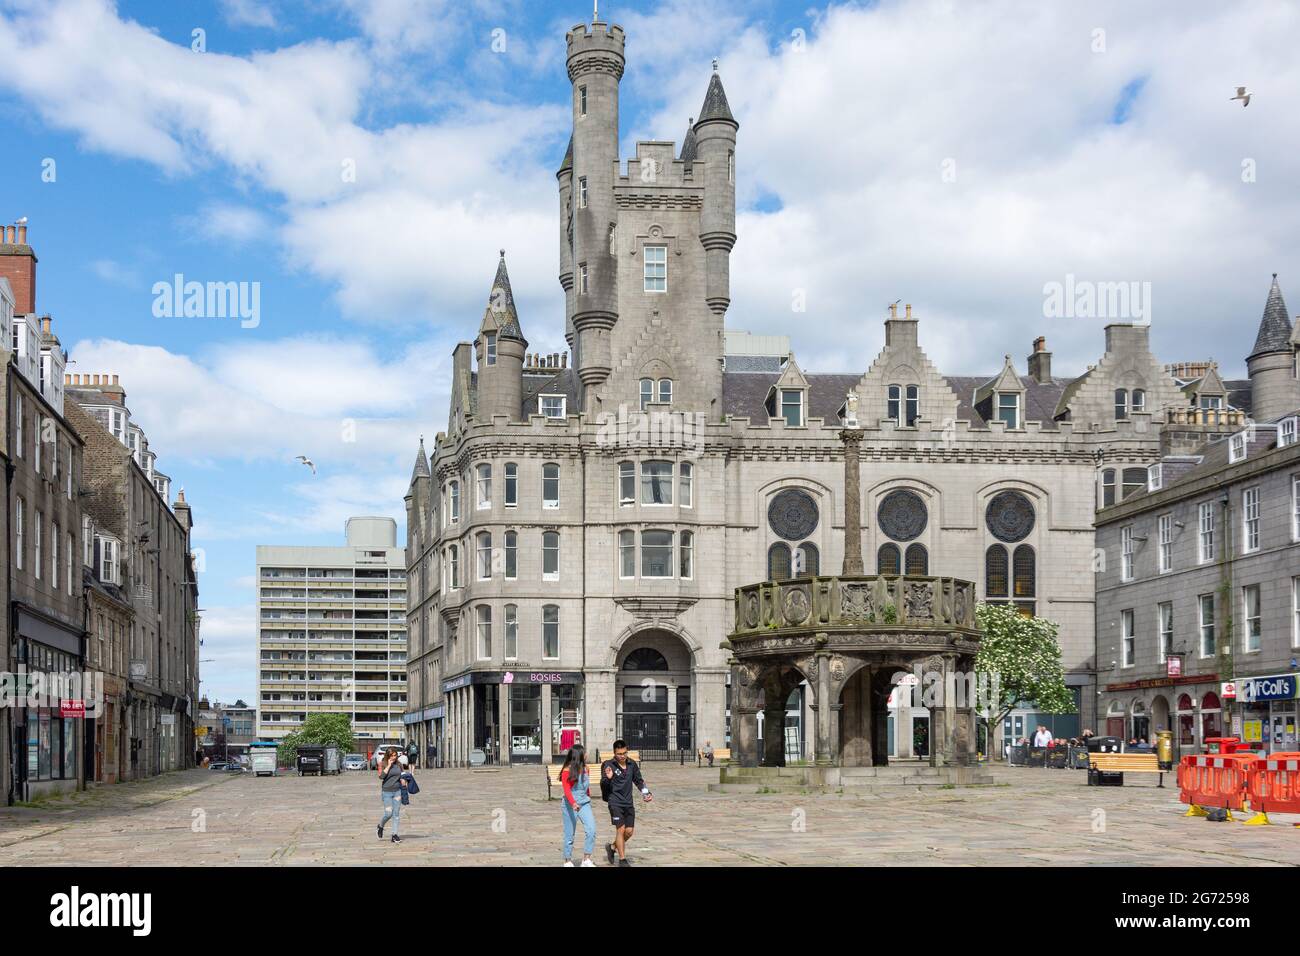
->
xmin=1027 ymin=336 xmax=1052 ymax=384
xmin=0 ymin=219 xmax=36 ymax=313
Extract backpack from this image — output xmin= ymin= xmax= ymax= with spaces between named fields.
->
xmin=598 ymin=760 xmax=612 ymax=802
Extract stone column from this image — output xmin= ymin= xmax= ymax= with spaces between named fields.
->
xmin=541 ymin=683 xmax=553 ymax=763
xmin=763 ymin=699 xmax=787 ymax=766
xmin=839 ymin=428 xmax=865 ymax=575
xmin=497 ymin=683 xmax=511 ymax=766
xmin=814 ymin=650 xmax=833 ymax=766
xmin=731 ymin=663 xmax=760 ymax=767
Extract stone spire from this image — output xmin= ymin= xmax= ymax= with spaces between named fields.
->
xmin=411 ymin=437 xmax=430 ymax=481
xmin=1249 ymin=273 xmax=1293 ymax=360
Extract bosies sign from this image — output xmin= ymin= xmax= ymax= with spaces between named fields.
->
xmin=444 ymin=671 xmax=584 ymax=693
xmin=1237 ymin=674 xmax=1300 ymax=703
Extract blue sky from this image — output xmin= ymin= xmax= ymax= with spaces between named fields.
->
xmin=0 ymin=0 xmax=1295 ymax=703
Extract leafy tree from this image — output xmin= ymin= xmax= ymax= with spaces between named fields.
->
xmin=974 ymin=602 xmax=1075 ymax=758
xmin=277 ymin=713 xmax=356 ymax=767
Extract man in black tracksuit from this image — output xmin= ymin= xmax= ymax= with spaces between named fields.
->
xmin=600 ymin=739 xmax=652 ymax=866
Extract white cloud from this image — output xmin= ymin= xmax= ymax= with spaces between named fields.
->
xmin=220 ymin=0 xmax=277 ymax=30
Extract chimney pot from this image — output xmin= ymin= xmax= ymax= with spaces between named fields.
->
xmin=17 ymin=224 xmax=27 ymax=244
xmin=4 ymin=225 xmax=12 ymax=243
xmin=113 ymin=374 xmax=119 ymax=385
xmin=904 ymin=303 xmax=913 ymax=319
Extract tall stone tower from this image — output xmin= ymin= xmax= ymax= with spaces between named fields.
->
xmin=565 ymin=18 xmax=625 ymax=412
xmin=474 ymin=251 xmax=527 ymax=420
xmin=1246 ymin=274 xmax=1300 ymax=422
xmin=695 ymin=64 xmax=738 ymax=319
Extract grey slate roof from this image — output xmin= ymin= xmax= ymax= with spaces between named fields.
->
xmin=411 ymin=439 xmax=429 ymax=480
xmin=696 ymin=72 xmax=737 ymax=127
xmin=679 ymin=121 xmax=698 ymax=162
xmin=558 ymin=135 xmax=573 ymax=175
xmin=1225 ymin=379 xmax=1253 ymax=415
xmin=487 ymin=252 xmax=525 ymax=342
xmin=521 ymin=367 xmax=581 ymax=418
xmin=1249 ymin=274 xmax=1294 ymax=359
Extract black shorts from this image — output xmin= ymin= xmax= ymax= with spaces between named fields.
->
xmin=608 ymin=803 xmax=635 ymax=829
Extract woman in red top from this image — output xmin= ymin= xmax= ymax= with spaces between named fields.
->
xmin=560 ymin=745 xmax=597 ymax=866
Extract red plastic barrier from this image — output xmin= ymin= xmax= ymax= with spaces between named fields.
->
xmin=1178 ymin=753 xmax=1252 ymax=811
xmin=1246 ymin=752 xmax=1300 ymax=815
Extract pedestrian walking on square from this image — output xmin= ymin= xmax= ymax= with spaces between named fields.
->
xmin=600 ymin=739 xmax=652 ymax=867
xmin=376 ymin=750 xmax=406 ymax=843
xmin=559 ymin=745 xmax=597 ymax=867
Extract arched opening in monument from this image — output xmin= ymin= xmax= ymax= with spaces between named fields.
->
xmin=754 ymin=664 xmax=810 ymax=767
xmin=838 ymin=667 xmax=895 ymax=767
xmin=615 ymin=631 xmax=694 ymax=755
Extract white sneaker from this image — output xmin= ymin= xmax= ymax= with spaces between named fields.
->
xmin=563 ymin=860 xmax=574 ymax=867
xmin=581 ymin=859 xmax=595 ymax=867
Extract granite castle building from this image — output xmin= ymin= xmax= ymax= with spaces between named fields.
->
xmin=402 ymin=15 xmax=1300 ymax=766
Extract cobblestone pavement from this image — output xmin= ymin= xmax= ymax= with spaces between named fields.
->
xmin=2 ymin=762 xmax=1300 ymax=866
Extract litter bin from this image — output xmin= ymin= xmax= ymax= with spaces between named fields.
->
xmin=322 ymin=745 xmax=341 ymax=775
xmin=1086 ymin=735 xmax=1123 ymax=786
xmin=297 ymin=745 xmax=325 ymax=776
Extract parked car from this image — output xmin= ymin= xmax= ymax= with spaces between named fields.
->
xmin=225 ymin=763 xmax=248 ymax=773
xmin=208 ymin=761 xmax=228 ymax=771
xmin=343 ymin=753 xmax=367 ymax=771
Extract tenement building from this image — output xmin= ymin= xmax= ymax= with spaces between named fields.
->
xmin=65 ymin=373 xmax=199 ymax=781
xmin=403 ymin=14 xmax=1300 ymax=766
xmin=1096 ymin=279 xmax=1300 ymax=758
xmin=1 ymin=232 xmax=87 ymax=799
xmin=256 ymin=518 xmax=407 ymax=749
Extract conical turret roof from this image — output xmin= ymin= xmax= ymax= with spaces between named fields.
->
xmin=1249 ymin=274 xmax=1295 ymax=359
xmin=481 ymin=250 xmax=525 ymax=343
xmin=411 ymin=438 xmax=430 ymax=480
xmin=695 ymin=68 xmax=737 ymax=127
xmin=679 ymin=119 xmax=698 ymax=161
xmin=557 ymin=134 xmax=573 ymax=175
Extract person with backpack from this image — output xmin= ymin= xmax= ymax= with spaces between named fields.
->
xmin=376 ymin=750 xmax=406 ymax=843
xmin=559 ymin=744 xmax=597 ymax=867
xmin=599 ymin=739 xmax=652 ymax=867
xmin=398 ymin=754 xmax=420 ymax=806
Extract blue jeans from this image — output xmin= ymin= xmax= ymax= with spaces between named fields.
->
xmin=380 ymin=790 xmax=401 ymax=836
xmin=562 ymin=801 xmax=596 ymax=859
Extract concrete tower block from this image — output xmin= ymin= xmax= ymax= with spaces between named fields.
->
xmin=567 ymin=20 xmax=625 ymax=407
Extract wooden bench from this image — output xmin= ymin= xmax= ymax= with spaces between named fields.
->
xmin=544 ymin=753 xmax=641 ymax=800
xmin=697 ymin=747 xmax=731 ymax=767
xmin=1088 ymin=752 xmax=1166 ymax=787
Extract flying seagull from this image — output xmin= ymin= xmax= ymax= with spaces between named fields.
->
xmin=1231 ymin=86 xmax=1252 ymax=107
xmin=295 ymin=455 xmax=316 ymax=475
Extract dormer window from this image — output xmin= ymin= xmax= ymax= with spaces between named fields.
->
xmin=1200 ymin=395 xmax=1223 ymax=410
xmin=485 ymin=332 xmax=497 ymax=366
xmin=1280 ymin=416 xmax=1298 ymax=448
xmin=1229 ymin=431 xmax=1248 ymax=464
xmin=540 ymin=395 xmax=566 ymax=419
xmin=1148 ymin=463 xmax=1162 ymax=492
xmin=997 ymin=392 xmax=1020 ymax=429
xmin=780 ymin=388 xmax=804 ymax=427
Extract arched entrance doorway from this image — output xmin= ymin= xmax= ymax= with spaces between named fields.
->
xmin=839 ymin=666 xmax=895 ymax=767
xmin=615 ymin=630 xmax=694 ymax=756
xmin=1150 ymin=694 xmax=1170 ymax=739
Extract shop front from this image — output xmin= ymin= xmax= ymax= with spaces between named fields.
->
xmin=1235 ymin=674 xmax=1300 ymax=754
xmin=13 ymin=609 xmax=88 ymax=800
xmin=442 ymin=671 xmax=585 ymax=767
xmin=1103 ymin=670 xmax=1219 ymax=757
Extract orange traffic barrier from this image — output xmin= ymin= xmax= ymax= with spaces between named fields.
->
xmin=1178 ymin=753 xmax=1253 ymax=819
xmin=1243 ymin=752 xmax=1300 ymax=826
